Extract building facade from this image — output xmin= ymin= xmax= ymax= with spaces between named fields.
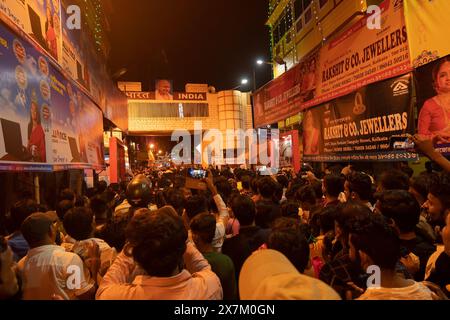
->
xmin=268 ymin=0 xmax=384 ymax=78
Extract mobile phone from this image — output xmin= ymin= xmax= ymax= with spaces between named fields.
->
xmin=390 ymin=135 xmax=415 ymax=150
xmin=188 ymin=168 xmax=208 ymax=179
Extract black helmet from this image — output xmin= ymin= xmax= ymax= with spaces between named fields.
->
xmin=126 ymin=174 xmax=152 ymax=208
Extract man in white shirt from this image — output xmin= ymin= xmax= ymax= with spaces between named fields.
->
xmin=96 ymin=206 xmax=222 ymax=300
xmin=18 ymin=212 xmax=97 ymax=300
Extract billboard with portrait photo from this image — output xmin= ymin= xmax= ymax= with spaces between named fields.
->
xmin=303 ymin=74 xmax=416 ymax=162
xmin=1 ymin=0 xmax=62 ymax=62
xmin=155 ymin=79 xmax=173 ymax=101
xmin=0 ymin=20 xmax=103 ymax=171
xmin=0 ymin=22 xmax=51 ymax=165
xmin=415 ymin=54 xmax=450 ymax=154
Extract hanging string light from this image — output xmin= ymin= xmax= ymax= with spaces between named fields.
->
xmin=312 ymin=0 xmax=326 ymax=45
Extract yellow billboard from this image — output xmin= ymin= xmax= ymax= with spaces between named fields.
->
xmin=404 ymin=0 xmax=450 ymax=68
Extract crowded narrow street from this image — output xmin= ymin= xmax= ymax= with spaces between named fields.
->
xmin=0 ymin=0 xmax=450 ymax=312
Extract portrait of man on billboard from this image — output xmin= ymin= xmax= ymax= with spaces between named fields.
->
xmin=155 ymin=79 xmax=173 ymax=100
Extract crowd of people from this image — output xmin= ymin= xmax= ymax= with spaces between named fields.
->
xmin=0 ymin=159 xmax=449 ymax=300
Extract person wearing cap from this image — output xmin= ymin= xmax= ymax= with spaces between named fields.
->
xmin=17 ymin=212 xmax=97 ymax=300
xmin=96 ymin=207 xmax=222 ymax=300
xmin=239 ymin=249 xmax=340 ymax=300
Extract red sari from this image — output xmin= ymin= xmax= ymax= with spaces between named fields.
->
xmin=28 ymin=124 xmax=46 ymax=162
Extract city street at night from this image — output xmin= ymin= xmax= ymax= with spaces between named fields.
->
xmin=0 ymin=0 xmax=450 ymax=312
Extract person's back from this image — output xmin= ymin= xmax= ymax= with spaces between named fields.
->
xmin=222 ymin=195 xmax=269 ymax=281
xmin=358 ymin=281 xmax=435 ymax=300
xmin=96 ymin=207 xmax=222 ymax=300
xmin=63 ymin=207 xmax=117 ymax=276
xmin=190 ymin=213 xmax=237 ymax=300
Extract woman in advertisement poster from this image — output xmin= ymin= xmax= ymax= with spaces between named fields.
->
xmin=27 ymin=97 xmax=46 ymax=162
xmin=301 ymin=58 xmax=316 ymax=102
xmin=418 ymin=57 xmax=450 ymax=142
xmin=303 ymin=110 xmax=320 ymax=155
xmin=45 ymin=2 xmax=58 ymax=60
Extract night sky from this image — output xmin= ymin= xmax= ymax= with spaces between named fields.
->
xmin=108 ymin=0 xmax=273 ymax=92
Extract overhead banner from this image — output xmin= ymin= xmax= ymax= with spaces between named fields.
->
xmin=0 ymin=20 xmax=103 ymax=171
xmin=0 ymin=0 xmax=62 ymax=62
xmin=415 ymin=55 xmax=450 ymax=156
xmin=404 ymin=0 xmax=450 ymax=68
xmin=254 ymin=0 xmax=411 ymax=128
xmin=125 ymin=91 xmax=208 ymax=101
xmin=253 ymin=50 xmax=319 ymax=128
xmin=303 ymin=74 xmax=416 ymax=162
xmin=310 ymin=0 xmax=411 ymax=108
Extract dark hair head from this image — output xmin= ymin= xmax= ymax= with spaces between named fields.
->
xmin=379 ymin=170 xmax=410 ymax=191
xmin=59 ymin=188 xmax=75 ymax=202
xmin=258 ymin=177 xmax=277 ymax=199
xmin=347 ymin=172 xmax=373 ymax=201
xmin=215 ymin=179 xmax=233 ymax=203
xmin=410 ymin=173 xmax=439 ymax=202
xmin=281 ymin=201 xmax=300 ymax=218
xmin=296 ymin=185 xmax=316 ymax=206
xmin=185 ymin=195 xmax=208 ymax=220
xmin=125 ymin=206 xmax=187 ymax=277
xmin=231 ymin=195 xmax=255 ymax=226
xmin=255 ymin=200 xmax=281 ymax=229
xmin=285 ymin=182 xmax=305 ymax=201
xmin=273 ymin=181 xmax=284 ymax=203
xmin=310 ymin=206 xmax=339 ymax=236
xmin=109 ymin=183 xmax=120 ymax=194
xmin=400 ymin=166 xmax=414 ymax=179
xmin=63 ymin=207 xmax=94 ymax=241
xmin=311 ymin=180 xmax=323 ymax=200
xmin=268 ymin=218 xmax=310 ymax=273
xmin=10 ymin=199 xmax=39 ymax=231
xmin=90 ymin=197 xmax=108 ymax=221
xmin=377 ymin=190 xmax=420 ymax=233
xmin=55 ymin=200 xmax=74 ymax=221
xmin=190 ymin=213 xmax=216 ymax=245
xmin=97 ymin=214 xmax=131 ymax=252
xmin=335 ymin=202 xmax=372 ymax=238
xmin=164 ymin=188 xmax=185 ymax=216
xmin=276 ymin=175 xmax=289 ymax=189
xmin=241 ymin=175 xmax=252 ymax=190
xmin=350 ymin=214 xmax=400 ymax=269
xmin=323 ymin=174 xmax=344 ymax=198
xmin=429 ymin=172 xmax=450 ymax=211
xmin=97 ymin=180 xmax=108 ymax=194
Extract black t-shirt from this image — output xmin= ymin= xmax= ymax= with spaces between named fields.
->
xmin=427 ymin=251 xmax=450 ymax=296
